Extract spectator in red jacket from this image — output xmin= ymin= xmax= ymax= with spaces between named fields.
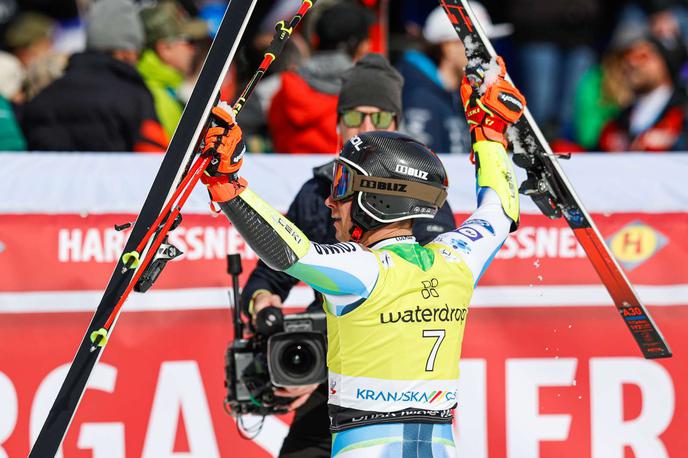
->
xmin=598 ymin=29 xmax=688 ymax=152
xmin=268 ymin=1 xmax=373 ymax=154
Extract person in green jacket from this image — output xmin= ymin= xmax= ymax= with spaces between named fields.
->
xmin=0 ymin=95 xmax=26 ymax=151
xmin=0 ymin=51 xmax=26 ymax=151
xmin=573 ymin=46 xmax=633 ymax=150
xmin=138 ymin=1 xmax=208 ymax=139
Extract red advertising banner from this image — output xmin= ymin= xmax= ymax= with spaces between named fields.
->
xmin=1 ymin=307 xmax=685 ymax=457
xmin=1 ymin=212 xmax=686 ymax=294
xmin=0 ymin=154 xmax=686 ymax=457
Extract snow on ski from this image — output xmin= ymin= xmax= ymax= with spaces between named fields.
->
xmin=439 ymin=0 xmax=672 ymax=359
xmin=29 ymin=0 xmax=259 ymax=455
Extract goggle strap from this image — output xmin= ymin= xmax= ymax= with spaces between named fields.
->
xmin=350 ymin=175 xmax=448 ymax=207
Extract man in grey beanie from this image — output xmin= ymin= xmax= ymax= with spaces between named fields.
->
xmin=86 ymin=0 xmax=144 ymax=62
xmin=239 ymin=53 xmax=455 ymax=458
xmin=336 ymin=53 xmax=404 ymax=146
xmin=21 ymin=0 xmax=166 ymax=152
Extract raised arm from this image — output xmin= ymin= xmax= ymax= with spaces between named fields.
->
xmin=239 ymin=175 xmax=335 ymax=316
xmin=429 ymin=57 xmax=526 ymax=285
xmin=200 ymin=105 xmax=380 ymax=308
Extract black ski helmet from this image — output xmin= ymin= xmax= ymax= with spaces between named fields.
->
xmin=333 ymin=131 xmax=448 ymax=233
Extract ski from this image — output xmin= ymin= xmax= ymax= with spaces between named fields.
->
xmin=29 ymin=0 xmax=258 ymax=455
xmin=31 ymin=0 xmax=319 ymax=452
xmin=439 ymin=0 xmax=671 ymax=359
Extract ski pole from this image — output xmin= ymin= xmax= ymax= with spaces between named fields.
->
xmin=439 ymin=0 xmax=671 ymax=358
xmin=92 ymin=155 xmax=210 ymax=349
xmin=91 ymin=0 xmax=319 ymax=350
xmin=233 ymin=0 xmax=314 ymax=114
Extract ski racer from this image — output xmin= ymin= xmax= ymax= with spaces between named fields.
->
xmin=241 ymin=52 xmax=457 ymax=458
xmin=201 ymin=56 xmax=525 ymax=456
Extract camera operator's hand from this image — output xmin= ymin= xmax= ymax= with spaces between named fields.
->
xmin=251 ymin=291 xmax=283 ymax=326
xmin=274 ymin=384 xmax=319 ymax=411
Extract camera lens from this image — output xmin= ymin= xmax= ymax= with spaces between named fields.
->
xmin=268 ymin=331 xmax=327 ymax=387
xmin=281 ymin=342 xmax=315 ymax=377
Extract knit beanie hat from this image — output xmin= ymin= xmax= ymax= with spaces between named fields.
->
xmin=4 ymin=12 xmax=55 ymax=49
xmin=337 ymin=53 xmax=404 ymax=121
xmin=140 ymin=1 xmax=208 ymax=48
xmin=86 ymin=0 xmax=144 ymax=52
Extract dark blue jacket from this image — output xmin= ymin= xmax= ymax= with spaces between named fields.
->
xmin=240 ymin=161 xmax=456 ymax=315
xmin=20 ymin=52 xmax=165 ymax=152
xmin=396 ymin=51 xmax=471 ymax=155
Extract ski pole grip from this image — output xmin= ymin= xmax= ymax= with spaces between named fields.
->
xmin=264 ymin=0 xmax=315 ymax=57
xmin=227 ymin=253 xmax=243 ymax=276
xmin=465 ymin=64 xmax=485 ymax=89
xmin=264 ymin=21 xmax=291 ymax=57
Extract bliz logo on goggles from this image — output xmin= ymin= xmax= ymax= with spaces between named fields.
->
xmin=331 ymin=161 xmax=448 ymax=206
xmin=359 ymin=178 xmax=407 ymax=192
xmin=331 ymin=161 xmax=409 ymax=201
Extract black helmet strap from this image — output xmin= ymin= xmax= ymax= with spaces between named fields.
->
xmin=350 ymin=175 xmax=447 ymax=206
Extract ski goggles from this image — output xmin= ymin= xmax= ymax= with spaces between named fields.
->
xmin=339 ymin=110 xmax=396 ymax=129
xmin=331 ymin=161 xmax=448 ymax=206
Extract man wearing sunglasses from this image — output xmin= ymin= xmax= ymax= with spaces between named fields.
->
xmin=239 ymin=54 xmax=456 ymax=458
xmin=202 ymin=56 xmax=525 ymax=456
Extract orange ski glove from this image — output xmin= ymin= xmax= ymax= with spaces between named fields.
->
xmin=460 ymin=56 xmax=526 ymax=149
xmin=201 ymin=104 xmax=248 ymax=202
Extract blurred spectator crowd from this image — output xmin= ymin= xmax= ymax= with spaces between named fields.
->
xmin=1 ymin=0 xmax=688 ymax=154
